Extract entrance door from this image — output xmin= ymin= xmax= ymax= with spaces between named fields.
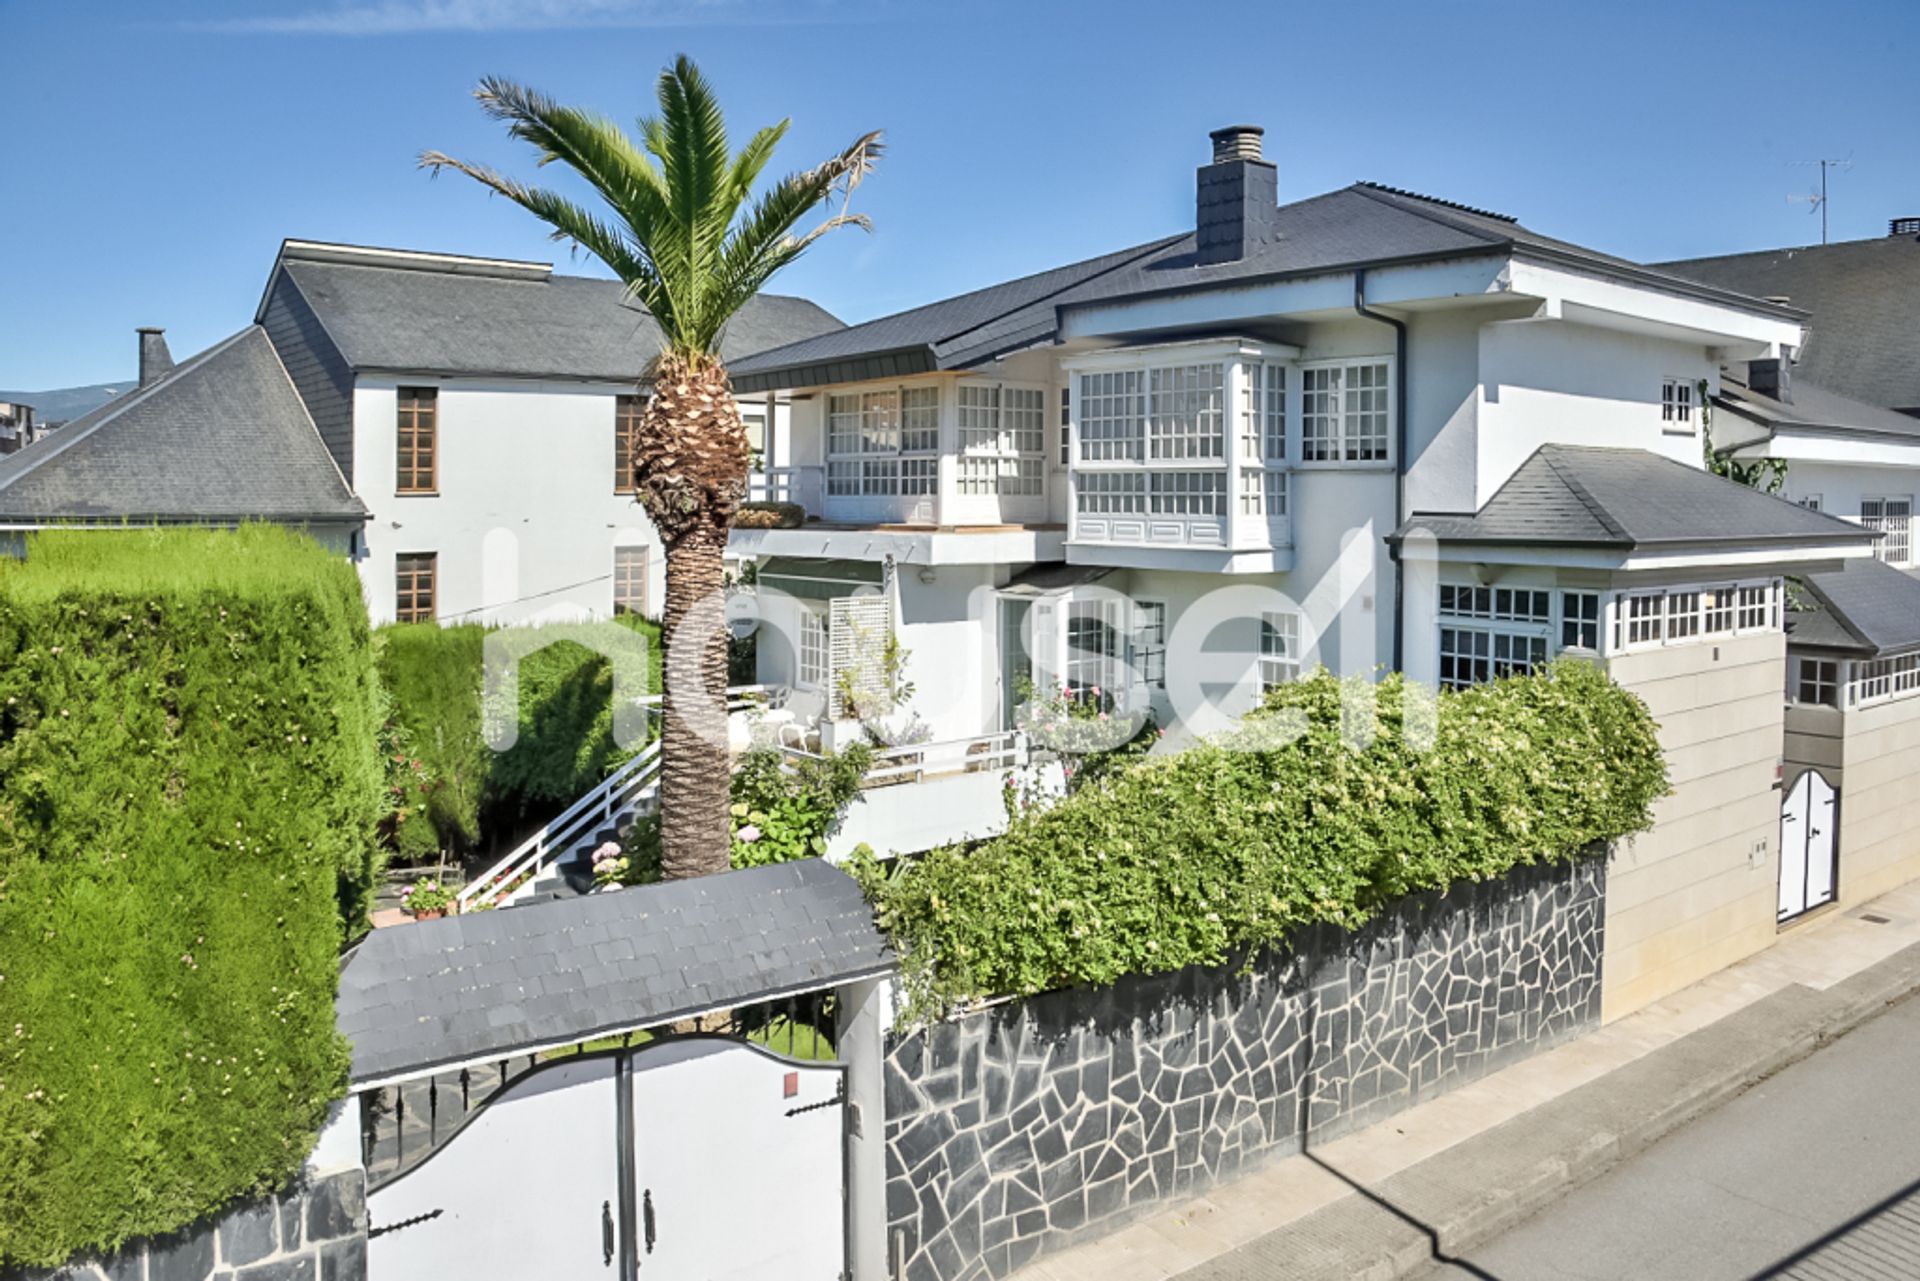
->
xmin=368 ymin=1055 xmax=622 ymax=1280
xmin=626 ymin=1038 xmax=846 ymax=1281
xmin=1779 ymin=769 xmax=1840 ymax=922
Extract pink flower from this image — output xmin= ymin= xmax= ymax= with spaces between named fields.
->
xmin=737 ymin=824 xmax=762 ymax=844
xmin=591 ymin=841 xmax=622 ymax=865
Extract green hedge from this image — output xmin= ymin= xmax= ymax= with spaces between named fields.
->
xmin=374 ymin=616 xmax=663 ymax=855
xmin=859 ymin=661 xmax=1668 ymax=1015
xmin=0 ymin=527 xmax=381 ymax=1267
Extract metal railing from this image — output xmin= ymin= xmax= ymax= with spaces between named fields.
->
xmin=745 ymin=466 xmax=824 ymax=512
xmin=455 ymin=685 xmax=788 ymax=912
xmin=781 ymin=730 xmax=1027 ymax=788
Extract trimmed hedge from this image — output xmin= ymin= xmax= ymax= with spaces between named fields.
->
xmin=374 ymin=615 xmax=664 ymax=854
xmin=859 ymin=661 xmax=1669 ymax=1015
xmin=0 ymin=527 xmax=381 ymax=1267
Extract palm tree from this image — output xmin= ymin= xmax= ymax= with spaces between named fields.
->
xmin=423 ymin=59 xmax=880 ymax=880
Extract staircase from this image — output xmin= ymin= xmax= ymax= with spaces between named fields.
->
xmin=455 ymin=685 xmax=787 ymax=912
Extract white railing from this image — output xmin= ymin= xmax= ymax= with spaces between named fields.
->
xmin=781 ymin=730 xmax=1027 ymax=787
xmin=746 ymin=466 xmax=824 ymax=513
xmin=457 ymin=740 xmax=664 ymax=911
xmin=456 ymin=684 xmax=790 ymax=912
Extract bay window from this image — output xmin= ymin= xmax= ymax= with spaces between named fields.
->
xmin=826 ymin=385 xmax=939 ymax=497
xmin=958 ymin=382 xmax=1047 ymax=498
xmin=1436 ymin=585 xmax=1552 ymax=689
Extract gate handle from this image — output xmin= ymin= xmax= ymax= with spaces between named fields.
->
xmin=643 ymin=1188 xmax=657 ymax=1255
xmin=602 ymin=1200 xmax=614 ymax=1267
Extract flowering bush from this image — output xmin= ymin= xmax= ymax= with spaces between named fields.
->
xmin=402 ymin=877 xmax=453 ymax=915
xmin=1013 ymin=679 xmax=1151 ymax=759
xmin=858 ymin=661 xmax=1669 ymax=1018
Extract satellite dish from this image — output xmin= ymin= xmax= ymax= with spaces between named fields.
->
xmin=724 ymin=589 xmax=761 ymax=640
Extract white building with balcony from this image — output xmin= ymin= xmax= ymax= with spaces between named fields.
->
xmin=726 ymin=125 xmax=1898 ymax=1019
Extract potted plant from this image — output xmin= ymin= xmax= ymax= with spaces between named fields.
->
xmin=403 ymin=877 xmax=454 ymax=920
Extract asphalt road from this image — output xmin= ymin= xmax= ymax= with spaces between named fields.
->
xmin=1415 ymin=991 xmax=1920 ymax=1281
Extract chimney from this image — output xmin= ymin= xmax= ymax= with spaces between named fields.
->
xmin=1749 ymin=354 xmax=1793 ymax=404
xmin=1891 ymin=217 xmax=1920 ymax=238
xmin=1196 ymin=125 xmax=1279 ymax=266
xmin=137 ymin=327 xmax=174 ymax=389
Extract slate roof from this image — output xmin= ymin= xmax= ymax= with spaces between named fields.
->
xmin=731 ymin=182 xmax=1800 ymax=392
xmin=1789 ymin=558 xmax=1920 ymax=658
xmin=1657 ymin=234 xmax=1920 ymax=412
xmin=336 ymin=859 xmax=893 ymax=1086
xmin=1717 ymin=367 xmax=1920 ymax=442
xmin=272 ymin=250 xmax=844 ymax=382
xmin=1395 ymin=445 xmax=1876 ymax=550
xmin=0 ymin=327 xmax=365 ymax=524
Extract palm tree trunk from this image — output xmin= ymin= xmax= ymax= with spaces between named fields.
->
xmin=657 ymin=527 xmax=733 ymax=880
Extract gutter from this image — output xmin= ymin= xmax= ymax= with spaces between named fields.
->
xmin=1355 ymin=268 xmax=1410 ymax=672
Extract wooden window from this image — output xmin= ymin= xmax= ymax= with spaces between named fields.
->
xmin=396 ymin=387 xmax=437 ymax=494
xmin=613 ymin=546 xmax=649 ymax=617
xmin=395 ymin=553 xmax=437 ymax=624
xmin=614 ymin=395 xmax=645 ymax=494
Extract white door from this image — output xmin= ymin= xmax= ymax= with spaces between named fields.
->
xmin=1779 ymin=770 xmax=1840 ymax=922
xmin=627 ymin=1038 xmax=846 ymax=1281
xmin=369 ymin=1055 xmax=622 ymax=1281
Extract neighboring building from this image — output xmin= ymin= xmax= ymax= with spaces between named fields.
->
xmin=0 ymin=400 xmax=42 ymax=455
xmin=1658 ymin=221 xmax=1920 ymax=417
xmin=0 ymin=241 xmax=843 ymax=625
xmin=0 ymin=326 xmax=366 ymax=553
xmin=725 ymin=124 xmax=1884 ymax=1019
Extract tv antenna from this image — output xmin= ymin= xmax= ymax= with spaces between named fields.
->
xmin=1788 ymin=156 xmax=1853 ymax=244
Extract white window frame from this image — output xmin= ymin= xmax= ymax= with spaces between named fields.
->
xmin=1661 ymin=377 xmax=1695 ymax=434
xmin=1791 ymin=655 xmax=1840 ymax=707
xmin=1862 ymin=496 xmax=1912 ymax=565
xmin=1435 ymin=584 xmax=1554 ymax=689
xmin=1259 ymin=611 xmax=1301 ymax=691
xmin=956 ymin=380 xmax=1048 ymax=498
xmin=1132 ymin=600 xmax=1167 ymax=691
xmin=797 ymin=603 xmax=829 ymax=689
xmin=1614 ymin=579 xmax=1781 ymax=653
xmin=1065 ymin=597 xmax=1128 ymax=703
xmin=825 ymin=384 xmax=941 ymax=498
xmin=1848 ymin=654 xmax=1920 ymax=708
xmin=1298 ymin=357 xmax=1394 ymax=467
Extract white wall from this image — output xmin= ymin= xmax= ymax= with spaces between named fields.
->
xmin=353 ymin=378 xmax=790 ymax=626
xmin=1774 ymin=460 xmax=1920 ymax=565
xmin=1475 ymin=319 xmax=1718 ymax=507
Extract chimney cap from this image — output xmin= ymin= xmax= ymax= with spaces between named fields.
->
xmin=1208 ymin=125 xmax=1265 ymax=164
xmin=1891 ymin=217 xmax=1920 ymax=238
xmin=135 ymin=325 xmax=165 ymax=333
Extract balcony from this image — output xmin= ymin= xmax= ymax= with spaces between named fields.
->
xmin=736 ymin=465 xmax=1066 ymax=565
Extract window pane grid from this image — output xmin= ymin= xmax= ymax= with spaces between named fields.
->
xmin=1147 ymin=364 xmax=1225 ymax=461
xmin=613 ymin=546 xmax=648 ymax=616
xmin=396 ymin=387 xmax=437 ymax=494
xmin=613 ymin=394 xmax=642 ymax=494
xmin=1079 ymin=371 xmax=1145 ymax=462
xmin=395 ymin=553 xmax=436 ymax=624
xmin=1147 ymin=470 xmax=1225 ymax=516
xmin=1260 ymin=610 xmax=1301 ymax=690
xmin=1076 ymin=472 xmax=1146 ymax=514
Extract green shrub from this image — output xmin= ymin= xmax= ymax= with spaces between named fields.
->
xmin=858 ymin=661 xmax=1668 ymax=1016
xmin=0 ymin=526 xmax=381 ymax=1267
xmin=372 ymin=616 xmax=663 ymax=854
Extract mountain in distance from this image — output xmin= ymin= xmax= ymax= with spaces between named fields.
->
xmin=0 ymin=381 xmax=133 ymax=426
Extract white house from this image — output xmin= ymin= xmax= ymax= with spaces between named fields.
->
xmin=252 ymin=240 xmax=839 ymax=626
xmin=724 ymin=125 xmax=1896 ymax=1019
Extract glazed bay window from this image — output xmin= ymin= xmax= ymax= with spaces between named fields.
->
xmin=825 ymin=385 xmax=940 ymax=506
xmin=956 ymin=382 xmax=1047 ymax=502
xmin=1613 ymin=580 xmax=1780 ymax=651
xmin=1067 ymin=340 xmax=1296 ymax=553
xmin=1436 ymin=585 xmax=1551 ymax=689
xmin=1300 ymin=361 xmax=1390 ymax=463
xmin=1862 ymin=497 xmax=1912 ymax=565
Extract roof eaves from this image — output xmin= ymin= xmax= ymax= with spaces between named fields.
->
xmin=1511 ymin=244 xmax=1812 ymax=321
xmin=732 ymin=346 xmax=940 ymax=395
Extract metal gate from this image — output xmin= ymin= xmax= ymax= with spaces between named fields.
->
xmin=1780 ymin=768 xmax=1839 ymax=922
xmin=366 ymin=1038 xmax=847 ymax=1281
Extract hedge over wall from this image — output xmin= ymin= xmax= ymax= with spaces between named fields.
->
xmin=859 ymin=661 xmax=1669 ymax=1015
xmin=0 ymin=527 xmax=381 ymax=1268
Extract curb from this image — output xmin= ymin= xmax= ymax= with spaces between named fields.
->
xmin=1173 ymin=937 xmax=1920 ymax=1281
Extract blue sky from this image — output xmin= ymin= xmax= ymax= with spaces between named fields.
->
xmin=3 ymin=0 xmax=1916 ymax=390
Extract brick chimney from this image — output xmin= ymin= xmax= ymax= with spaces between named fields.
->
xmin=1195 ymin=125 xmax=1279 ymax=266
xmin=137 ymin=327 xmax=174 ymax=389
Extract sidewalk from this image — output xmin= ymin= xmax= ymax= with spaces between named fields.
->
xmin=1010 ymin=884 xmax=1920 ymax=1281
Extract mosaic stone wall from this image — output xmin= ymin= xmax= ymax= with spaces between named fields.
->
xmin=881 ymin=852 xmax=1607 ymax=1281
xmin=3 ymin=1169 xmax=366 ymax=1281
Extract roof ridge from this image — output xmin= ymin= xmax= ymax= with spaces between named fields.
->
xmin=1536 ymin=446 xmax=1631 ymax=540
xmin=0 ymin=327 xmax=261 ymax=493
xmin=942 ymin=234 xmax=1189 ymax=351
xmin=1346 ymin=183 xmax=1515 ymax=247
xmin=1353 ymin=181 xmax=1518 ymax=224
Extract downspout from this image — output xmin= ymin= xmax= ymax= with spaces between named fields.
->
xmin=1354 ymin=268 xmax=1410 ymax=672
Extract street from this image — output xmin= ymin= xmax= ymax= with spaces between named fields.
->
xmin=1416 ymin=991 xmax=1920 ymax=1280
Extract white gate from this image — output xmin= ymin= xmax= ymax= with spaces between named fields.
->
xmin=1779 ymin=769 xmax=1839 ymax=922
xmin=366 ymin=1039 xmax=847 ymax=1281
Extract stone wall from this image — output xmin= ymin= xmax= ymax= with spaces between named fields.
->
xmin=881 ymin=853 xmax=1607 ymax=1281
xmin=5 ymin=1168 xmax=366 ymax=1281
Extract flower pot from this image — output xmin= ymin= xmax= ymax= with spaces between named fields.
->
xmin=410 ymin=907 xmax=446 ymax=921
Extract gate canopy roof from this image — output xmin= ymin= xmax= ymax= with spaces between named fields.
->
xmin=337 ymin=860 xmax=894 ymax=1086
